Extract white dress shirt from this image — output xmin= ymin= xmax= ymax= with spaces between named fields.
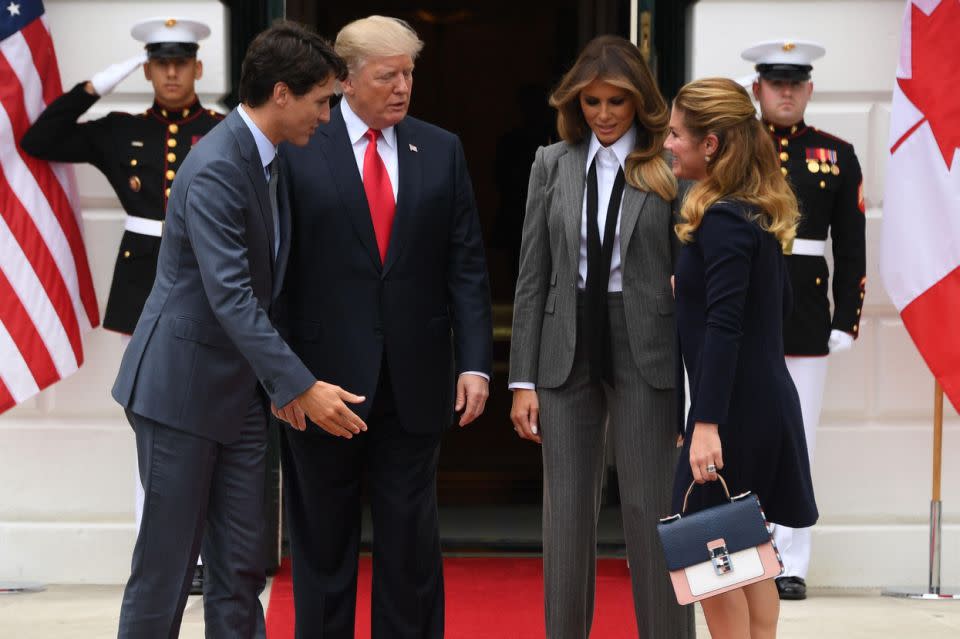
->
xmin=510 ymin=126 xmax=636 ymax=391
xmin=340 ymin=99 xmax=488 ymax=383
xmin=578 ymin=126 xmax=635 ymax=292
xmin=237 ymin=105 xmax=279 ymax=258
xmin=340 ymin=98 xmax=399 ymax=201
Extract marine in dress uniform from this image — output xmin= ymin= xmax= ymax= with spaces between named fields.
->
xmin=20 ymin=17 xmax=222 ymax=595
xmin=742 ymin=40 xmax=866 ymax=601
xmin=21 ymin=18 xmax=223 ymax=335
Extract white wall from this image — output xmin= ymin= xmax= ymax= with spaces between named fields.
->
xmin=689 ymin=0 xmax=959 ymax=588
xmin=0 ymin=0 xmax=228 ymax=584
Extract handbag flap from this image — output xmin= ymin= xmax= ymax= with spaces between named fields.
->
xmin=657 ymin=495 xmax=770 ymax=571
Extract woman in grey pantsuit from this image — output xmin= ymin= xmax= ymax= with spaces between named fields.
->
xmin=509 ymin=36 xmax=694 ymax=638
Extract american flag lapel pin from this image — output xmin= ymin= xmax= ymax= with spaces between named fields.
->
xmin=409 ymin=143 xmax=418 ymax=153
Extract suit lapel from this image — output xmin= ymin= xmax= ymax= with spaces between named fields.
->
xmin=322 ymin=106 xmax=382 ymax=271
xmin=274 ymin=158 xmax=292 ymax=293
xmin=228 ymin=111 xmax=275 ymax=275
xmin=559 ymin=143 xmax=587 ymax=264
xmin=619 ymin=184 xmax=649 ymax=259
xmin=383 ymin=120 xmax=421 ymax=276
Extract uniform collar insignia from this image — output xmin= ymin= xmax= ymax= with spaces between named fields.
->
xmin=148 ymin=98 xmax=204 ymax=123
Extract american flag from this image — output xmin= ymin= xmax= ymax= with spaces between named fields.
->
xmin=0 ymin=0 xmax=99 ymax=413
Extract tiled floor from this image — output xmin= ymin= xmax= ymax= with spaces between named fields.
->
xmin=1 ymin=582 xmax=959 ymax=638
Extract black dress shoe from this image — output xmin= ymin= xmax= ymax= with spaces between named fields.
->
xmin=190 ymin=565 xmax=204 ymax=596
xmin=776 ymin=576 xmax=807 ymax=600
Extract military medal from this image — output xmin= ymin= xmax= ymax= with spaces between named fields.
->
xmin=807 ymin=160 xmax=819 ymax=173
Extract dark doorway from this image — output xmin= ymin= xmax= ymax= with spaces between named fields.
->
xmin=282 ymin=1 xmax=692 ymax=515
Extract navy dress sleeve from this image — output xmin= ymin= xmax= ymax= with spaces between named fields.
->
xmin=688 ymin=207 xmax=759 ymax=426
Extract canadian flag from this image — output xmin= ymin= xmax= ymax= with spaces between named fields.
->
xmin=881 ymin=0 xmax=960 ymax=411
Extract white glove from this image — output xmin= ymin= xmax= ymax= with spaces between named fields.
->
xmin=90 ymin=52 xmax=149 ymax=96
xmin=828 ymin=329 xmax=854 ymax=353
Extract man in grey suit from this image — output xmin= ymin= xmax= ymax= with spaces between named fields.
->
xmin=111 ymin=23 xmax=362 ymax=638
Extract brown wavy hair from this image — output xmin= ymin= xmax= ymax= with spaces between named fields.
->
xmin=672 ymin=78 xmax=799 ymax=248
xmin=550 ymin=35 xmax=676 ymax=201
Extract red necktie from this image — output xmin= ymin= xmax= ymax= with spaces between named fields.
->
xmin=363 ymin=128 xmax=396 ymax=263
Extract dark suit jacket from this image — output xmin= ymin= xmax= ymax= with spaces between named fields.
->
xmin=280 ymin=105 xmax=492 ymax=434
xmin=112 ymin=109 xmax=315 ymax=443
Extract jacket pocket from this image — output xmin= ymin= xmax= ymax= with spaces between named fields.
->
xmin=657 ymin=293 xmax=675 ymax=316
xmin=544 ymin=290 xmax=558 ymax=315
xmin=173 ymin=316 xmax=232 ymax=349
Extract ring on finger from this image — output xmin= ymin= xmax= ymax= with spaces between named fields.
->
xmin=706 ymin=464 xmax=717 ymax=473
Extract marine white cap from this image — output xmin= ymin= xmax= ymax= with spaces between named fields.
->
xmin=130 ymin=17 xmax=211 ymax=59
xmin=741 ymin=40 xmax=826 ymax=81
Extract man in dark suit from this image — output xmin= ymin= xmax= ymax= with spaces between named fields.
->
xmin=278 ymin=15 xmax=493 ymax=639
xmin=111 ymin=23 xmax=364 ymax=638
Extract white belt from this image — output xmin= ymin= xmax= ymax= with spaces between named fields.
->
xmin=125 ymin=215 xmax=163 ymax=237
xmin=790 ymin=238 xmax=826 ymax=257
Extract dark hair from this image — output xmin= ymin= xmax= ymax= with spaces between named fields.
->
xmin=550 ymin=35 xmax=676 ymax=201
xmin=240 ymin=20 xmax=347 ymax=108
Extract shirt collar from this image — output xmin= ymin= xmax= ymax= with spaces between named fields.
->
xmin=340 ymin=97 xmax=397 ymax=150
xmin=586 ymin=125 xmax=636 ymax=171
xmin=237 ymin=105 xmax=277 ymax=171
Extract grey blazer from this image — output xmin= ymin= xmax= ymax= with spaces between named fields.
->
xmin=509 ymin=140 xmax=679 ymax=390
xmin=112 ymin=109 xmax=315 ymax=443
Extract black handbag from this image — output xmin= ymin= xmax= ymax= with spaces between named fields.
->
xmin=657 ymin=475 xmax=783 ymax=604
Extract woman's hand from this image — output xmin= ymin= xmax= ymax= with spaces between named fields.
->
xmin=689 ymin=422 xmax=723 ymax=484
xmin=510 ymin=389 xmax=542 ymax=444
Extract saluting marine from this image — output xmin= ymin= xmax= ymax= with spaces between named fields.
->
xmin=741 ymin=40 xmax=866 ymax=601
xmin=21 ymin=17 xmax=223 ymax=334
xmin=20 ymin=17 xmax=222 ymax=595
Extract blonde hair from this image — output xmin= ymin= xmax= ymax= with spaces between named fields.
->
xmin=550 ymin=35 xmax=677 ymax=201
xmin=673 ymin=78 xmax=799 ymax=248
xmin=335 ymin=15 xmax=424 ymax=73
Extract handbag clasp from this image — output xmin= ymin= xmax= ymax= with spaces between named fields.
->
xmin=710 ymin=544 xmax=733 ymax=576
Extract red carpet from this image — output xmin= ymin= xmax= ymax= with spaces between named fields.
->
xmin=266 ymin=556 xmax=639 ymax=638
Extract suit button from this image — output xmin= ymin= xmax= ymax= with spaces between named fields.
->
xmin=781 ymin=138 xmax=789 ymax=147
xmin=856 ymin=309 xmax=861 ymax=316
xmin=853 ymin=325 xmax=859 ymax=333
xmin=167 ymin=138 xmax=177 ymax=148
xmin=123 ymin=250 xmax=131 ymax=258
xmin=165 ymin=169 xmax=175 ymax=181
xmin=167 ymin=152 xmax=176 ymax=163
xmin=779 ymin=152 xmax=788 ymax=162
xmin=168 ymin=124 xmax=179 ymax=134
xmin=815 ymin=277 xmax=821 ymax=285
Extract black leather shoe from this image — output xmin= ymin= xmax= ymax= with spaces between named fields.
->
xmin=776 ymin=576 xmax=807 ymax=600
xmin=190 ymin=565 xmax=204 ymax=596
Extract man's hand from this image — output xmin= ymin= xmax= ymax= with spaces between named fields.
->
xmin=828 ymin=329 xmax=854 ymax=353
xmin=455 ymin=374 xmax=489 ymax=427
xmin=88 ymin=52 xmax=149 ymax=96
xmin=510 ymin=389 xmax=541 ymax=444
xmin=296 ymin=381 xmax=367 ymax=438
xmin=271 ymin=401 xmax=306 ymax=431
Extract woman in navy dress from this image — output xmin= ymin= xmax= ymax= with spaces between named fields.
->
xmin=664 ymin=78 xmax=818 ymax=638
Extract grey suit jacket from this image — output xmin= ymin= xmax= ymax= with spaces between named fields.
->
xmin=509 ymin=141 xmax=680 ymax=390
xmin=112 ymin=109 xmax=315 ymax=443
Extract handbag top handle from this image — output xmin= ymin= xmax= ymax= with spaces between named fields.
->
xmin=681 ymin=474 xmax=732 ymax=513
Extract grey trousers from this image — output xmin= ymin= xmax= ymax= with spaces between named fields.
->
xmin=538 ymin=296 xmax=694 ymax=639
xmin=118 ymin=395 xmax=267 ymax=639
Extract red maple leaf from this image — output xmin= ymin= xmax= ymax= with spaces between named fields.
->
xmin=893 ymin=1 xmax=960 ymax=169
